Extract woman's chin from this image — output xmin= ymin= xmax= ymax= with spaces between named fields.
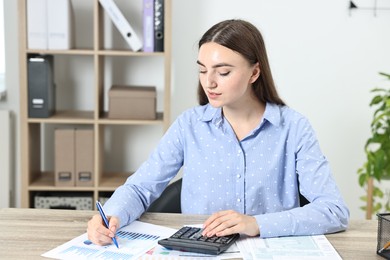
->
xmin=207 ymin=100 xmax=223 ymax=108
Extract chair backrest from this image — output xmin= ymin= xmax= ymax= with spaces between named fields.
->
xmin=147 ymin=178 xmax=182 ymax=213
xmin=299 ymin=193 xmax=309 ymax=206
xmin=146 ymin=177 xmax=309 ymax=213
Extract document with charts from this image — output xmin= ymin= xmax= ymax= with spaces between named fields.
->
xmin=42 ymin=220 xmax=177 ymax=260
xmin=236 ymin=234 xmax=342 ymax=260
xmin=140 ymin=243 xmax=242 ymax=260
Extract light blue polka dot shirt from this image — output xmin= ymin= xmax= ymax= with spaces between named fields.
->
xmin=104 ymin=102 xmax=349 ymax=238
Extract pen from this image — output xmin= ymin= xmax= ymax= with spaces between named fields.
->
xmin=379 ymin=241 xmax=390 ymax=254
xmin=96 ymin=201 xmax=119 ymax=248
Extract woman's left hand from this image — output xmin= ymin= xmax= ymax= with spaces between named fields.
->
xmin=201 ymin=210 xmax=260 ymax=237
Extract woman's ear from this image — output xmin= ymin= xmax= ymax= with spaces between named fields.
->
xmin=250 ymin=63 xmax=260 ymax=83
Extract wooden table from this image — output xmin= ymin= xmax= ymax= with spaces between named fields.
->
xmin=0 ymin=208 xmax=381 ymax=259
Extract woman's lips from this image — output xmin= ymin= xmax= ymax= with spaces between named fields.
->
xmin=208 ymin=91 xmax=221 ymax=99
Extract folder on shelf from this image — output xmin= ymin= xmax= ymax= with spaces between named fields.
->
xmin=154 ymin=0 xmax=164 ymax=52
xmin=47 ymin=0 xmax=74 ymax=50
xmin=27 ymin=55 xmax=55 ymax=118
xmin=27 ymin=0 xmax=48 ymax=49
xmin=55 ymin=129 xmax=76 ymax=187
xmin=75 ymin=129 xmax=94 ymax=187
xmin=143 ymin=0 xmax=154 ymax=52
xmin=99 ymin=0 xmax=143 ymax=52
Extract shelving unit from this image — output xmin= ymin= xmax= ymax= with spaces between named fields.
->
xmin=18 ymin=0 xmax=172 ymax=208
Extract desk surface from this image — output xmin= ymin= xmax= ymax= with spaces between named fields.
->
xmin=0 ymin=208 xmax=381 ymax=259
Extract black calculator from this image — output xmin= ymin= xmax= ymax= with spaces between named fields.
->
xmin=158 ymin=226 xmax=240 ymax=255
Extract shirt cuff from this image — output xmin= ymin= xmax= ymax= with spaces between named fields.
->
xmin=255 ymin=212 xmax=296 ymax=238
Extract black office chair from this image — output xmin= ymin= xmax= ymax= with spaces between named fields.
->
xmin=299 ymin=193 xmax=310 ymax=206
xmin=147 ymin=178 xmax=182 ymax=213
xmin=146 ymin=177 xmax=309 ymax=213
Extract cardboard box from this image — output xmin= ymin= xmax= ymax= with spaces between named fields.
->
xmin=55 ymin=129 xmax=75 ymax=186
xmin=108 ymin=85 xmax=156 ymax=120
xmin=55 ymin=128 xmax=94 ymax=187
xmin=75 ymin=129 xmax=94 ymax=187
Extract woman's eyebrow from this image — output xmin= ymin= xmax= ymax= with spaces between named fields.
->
xmin=196 ymin=60 xmax=234 ymax=68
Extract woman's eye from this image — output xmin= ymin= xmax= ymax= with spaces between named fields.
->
xmin=219 ymin=71 xmax=230 ymax=76
xmin=199 ymin=70 xmax=207 ymax=74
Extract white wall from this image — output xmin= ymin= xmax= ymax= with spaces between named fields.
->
xmin=2 ymin=0 xmax=390 ymax=219
xmin=170 ymin=0 xmax=390 ymax=220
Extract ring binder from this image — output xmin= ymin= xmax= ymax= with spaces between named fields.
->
xmin=154 ymin=0 xmax=164 ymax=52
xmin=143 ymin=0 xmax=154 ymax=52
xmin=99 ymin=0 xmax=143 ymax=52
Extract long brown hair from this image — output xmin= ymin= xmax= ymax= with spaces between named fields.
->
xmin=197 ymin=19 xmax=285 ymax=106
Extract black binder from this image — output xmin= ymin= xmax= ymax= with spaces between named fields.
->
xmin=28 ymin=55 xmax=55 ymax=118
xmin=154 ymin=0 xmax=164 ymax=52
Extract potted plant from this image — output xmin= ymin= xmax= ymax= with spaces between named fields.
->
xmin=358 ymin=72 xmax=390 ymax=219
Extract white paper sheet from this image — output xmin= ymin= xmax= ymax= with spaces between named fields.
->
xmin=42 ymin=220 xmax=177 ymax=260
xmin=236 ymin=234 xmax=342 ymax=260
xmin=140 ymin=243 xmax=242 ymax=260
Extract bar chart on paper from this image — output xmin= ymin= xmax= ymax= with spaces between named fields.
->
xmin=42 ymin=221 xmax=177 ymax=260
xmin=117 ymin=230 xmax=160 ymax=241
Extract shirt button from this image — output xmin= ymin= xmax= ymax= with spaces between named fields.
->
xmin=237 ymin=198 xmax=241 ymax=202
xmin=236 ymin=174 xmax=241 ymax=179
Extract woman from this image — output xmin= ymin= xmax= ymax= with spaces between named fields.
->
xmin=87 ymin=19 xmax=349 ymax=245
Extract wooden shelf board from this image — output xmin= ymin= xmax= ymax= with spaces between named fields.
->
xmin=29 ymin=172 xmax=94 ymax=191
xmin=99 ymin=172 xmax=132 ymax=190
xmin=98 ymin=50 xmax=164 ymax=57
xmin=98 ymin=112 xmax=164 ymax=125
xmin=26 ymin=49 xmax=95 ymax=55
xmin=28 ymin=110 xmax=95 ymax=124
xmin=26 ymin=49 xmax=165 ymax=57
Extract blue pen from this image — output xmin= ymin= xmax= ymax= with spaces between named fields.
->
xmin=96 ymin=201 xmax=119 ymax=248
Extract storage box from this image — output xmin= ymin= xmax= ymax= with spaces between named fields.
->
xmin=34 ymin=192 xmax=93 ymax=210
xmin=108 ymin=85 xmax=156 ymax=120
xmin=75 ymin=129 xmax=94 ymax=187
xmin=55 ymin=129 xmax=75 ymax=187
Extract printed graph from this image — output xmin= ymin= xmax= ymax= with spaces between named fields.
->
xmin=117 ymin=230 xmax=160 ymax=241
xmin=59 ymin=245 xmax=99 ymax=257
xmin=94 ymin=250 xmax=136 ymax=260
xmin=42 ymin=220 xmax=178 ymax=260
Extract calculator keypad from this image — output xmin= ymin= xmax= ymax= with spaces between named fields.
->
xmin=158 ymin=226 xmax=240 ymax=255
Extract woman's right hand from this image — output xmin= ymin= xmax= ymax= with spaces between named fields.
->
xmin=87 ymin=214 xmax=120 ymax=246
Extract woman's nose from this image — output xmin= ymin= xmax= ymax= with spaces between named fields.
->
xmin=206 ymin=74 xmax=217 ymax=89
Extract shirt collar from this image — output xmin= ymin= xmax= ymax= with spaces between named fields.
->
xmin=200 ymin=104 xmax=223 ymax=126
xmin=263 ymin=102 xmax=282 ymax=126
xmin=199 ymin=102 xmax=282 ymax=127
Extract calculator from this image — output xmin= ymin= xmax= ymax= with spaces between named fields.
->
xmin=158 ymin=226 xmax=240 ymax=255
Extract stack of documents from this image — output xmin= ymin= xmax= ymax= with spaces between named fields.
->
xmin=42 ymin=222 xmax=342 ymax=260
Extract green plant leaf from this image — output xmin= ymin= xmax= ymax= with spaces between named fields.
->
xmin=359 ymin=195 xmax=367 ymax=201
xmin=374 ymin=202 xmax=382 ymax=212
xmin=373 ymin=187 xmax=384 ymax=198
xmin=370 ymin=95 xmax=383 ymax=106
xmin=379 ymin=72 xmax=390 ymax=79
xmin=358 ymin=173 xmax=368 ymax=187
xmin=371 ymin=87 xmax=386 ymax=93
